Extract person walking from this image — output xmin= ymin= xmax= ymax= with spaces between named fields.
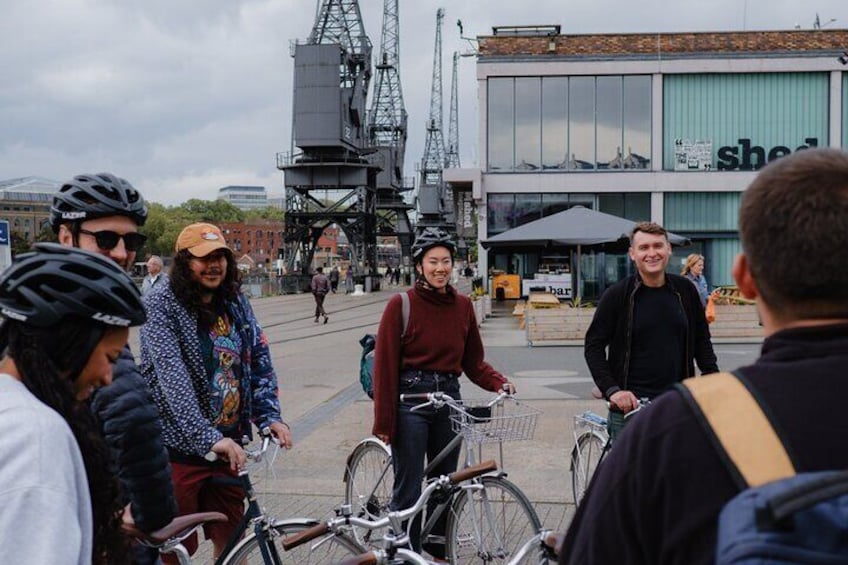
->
xmin=329 ymin=265 xmax=340 ymax=293
xmin=311 ymin=266 xmax=330 ymax=323
xmin=681 ymin=253 xmax=710 ymax=307
xmin=0 ymin=244 xmax=148 ymax=564
xmin=584 ymin=221 xmax=718 ymax=440
xmin=50 ymin=172 xmax=176 ymax=564
xmin=141 ymin=255 xmax=168 ymax=296
xmin=139 ymin=222 xmax=293 ymax=561
xmin=371 ymin=227 xmax=516 ymax=561
xmin=562 ymin=147 xmax=848 ymax=565
xmin=345 ymin=266 xmax=355 ymax=294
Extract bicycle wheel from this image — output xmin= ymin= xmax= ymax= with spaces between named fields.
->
xmin=446 ymin=476 xmax=543 ymax=565
xmin=570 ymin=430 xmax=607 ymax=505
xmin=343 ymin=438 xmax=393 ymax=546
xmin=223 ymin=519 xmax=363 ymax=564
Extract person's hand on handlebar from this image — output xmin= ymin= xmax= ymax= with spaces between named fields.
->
xmin=211 ymin=437 xmax=247 ymax=471
xmin=269 ymin=421 xmax=293 ymax=450
xmin=501 ymin=381 xmax=517 ymax=395
xmin=609 ymin=390 xmax=639 ymax=413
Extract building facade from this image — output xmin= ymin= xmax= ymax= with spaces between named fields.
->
xmin=217 ymin=185 xmax=269 ymax=210
xmin=0 ymin=177 xmax=58 ymax=246
xmin=445 ymin=27 xmax=848 ymax=298
xmin=218 ymin=219 xmax=285 ymax=269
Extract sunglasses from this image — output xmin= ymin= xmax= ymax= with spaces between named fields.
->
xmin=78 ymin=229 xmax=148 ymax=252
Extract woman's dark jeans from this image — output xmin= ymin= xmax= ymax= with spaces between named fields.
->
xmin=391 ymin=370 xmax=461 ymax=559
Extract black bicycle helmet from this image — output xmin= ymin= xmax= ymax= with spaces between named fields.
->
xmin=0 ymin=243 xmax=146 ymax=328
xmin=411 ymin=227 xmax=456 ymax=262
xmin=50 ymin=172 xmax=148 ymax=232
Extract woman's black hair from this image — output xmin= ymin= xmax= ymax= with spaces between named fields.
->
xmin=169 ymin=249 xmax=241 ymax=328
xmin=0 ymin=318 xmax=128 ymax=563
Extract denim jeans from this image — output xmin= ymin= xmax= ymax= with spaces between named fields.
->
xmin=391 ymin=370 xmax=461 ymax=558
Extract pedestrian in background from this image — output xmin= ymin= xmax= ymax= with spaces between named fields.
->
xmin=311 ymin=266 xmax=331 ymax=323
xmin=681 ymin=253 xmax=710 ymax=307
xmin=329 ymin=265 xmax=340 ymax=293
xmin=140 ymin=222 xmax=292 ymax=561
xmin=345 ymin=266 xmax=355 ymax=294
xmin=141 ymin=255 xmax=168 ymax=296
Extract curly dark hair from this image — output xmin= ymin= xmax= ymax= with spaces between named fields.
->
xmin=169 ymin=249 xmax=241 ymax=327
xmin=0 ymin=319 xmax=128 ymax=564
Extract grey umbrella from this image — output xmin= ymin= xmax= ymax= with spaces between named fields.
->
xmin=482 ymin=206 xmax=689 ymax=300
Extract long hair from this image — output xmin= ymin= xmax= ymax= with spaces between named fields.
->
xmin=169 ymin=249 xmax=241 ymax=327
xmin=0 ymin=319 xmax=128 ymax=564
xmin=681 ymin=254 xmax=704 ymax=277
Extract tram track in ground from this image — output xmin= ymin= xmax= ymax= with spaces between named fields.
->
xmin=257 ymin=292 xmax=396 ymax=330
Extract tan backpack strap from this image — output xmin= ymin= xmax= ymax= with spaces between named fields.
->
xmin=680 ymin=372 xmax=795 ymax=488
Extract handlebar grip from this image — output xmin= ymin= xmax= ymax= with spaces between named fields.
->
xmin=449 ymin=459 xmax=497 ymax=484
xmin=399 ymin=393 xmax=431 ymax=402
xmin=335 ymin=553 xmax=378 ymax=565
xmin=281 ymin=522 xmax=330 ymax=551
xmin=543 ymin=531 xmax=564 ymax=559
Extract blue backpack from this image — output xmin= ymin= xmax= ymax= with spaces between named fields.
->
xmin=359 ymin=292 xmax=410 ymax=399
xmin=681 ymin=372 xmax=848 ymax=564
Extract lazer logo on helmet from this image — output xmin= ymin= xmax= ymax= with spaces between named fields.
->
xmin=62 ymin=211 xmax=87 ymax=220
xmin=1 ymin=308 xmax=27 ymax=321
xmin=92 ymin=312 xmax=132 ymax=326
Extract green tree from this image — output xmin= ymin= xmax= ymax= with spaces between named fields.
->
xmin=244 ymin=206 xmax=285 ymax=222
xmin=178 ymin=199 xmax=244 ymax=223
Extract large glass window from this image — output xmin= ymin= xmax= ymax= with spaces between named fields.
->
xmin=541 ymin=193 xmax=571 ymax=216
xmin=487 ymin=193 xmax=514 ymax=235
xmin=568 ymin=77 xmax=595 ymax=170
xmin=623 ymin=76 xmax=652 ymax=169
xmin=598 ymin=192 xmax=651 ymax=221
xmin=514 ymin=193 xmax=542 ymax=226
xmin=542 ymin=77 xmax=568 ymax=169
xmin=515 ymin=78 xmax=541 ymax=170
xmin=596 ymin=77 xmax=623 ymax=169
xmin=487 ymin=79 xmax=514 ymax=170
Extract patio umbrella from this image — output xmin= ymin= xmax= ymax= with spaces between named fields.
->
xmin=482 ymin=206 xmax=690 ymax=300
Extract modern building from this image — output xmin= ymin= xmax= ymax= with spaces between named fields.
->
xmin=0 ymin=176 xmax=59 ymax=245
xmin=445 ymin=26 xmax=848 ymax=299
xmin=217 ymin=185 xmax=269 ymax=210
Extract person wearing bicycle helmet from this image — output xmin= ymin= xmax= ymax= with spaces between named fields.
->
xmin=371 ymin=226 xmax=515 ymax=561
xmin=0 ymin=244 xmax=147 ymax=564
xmin=51 ymin=173 xmax=176 ymax=564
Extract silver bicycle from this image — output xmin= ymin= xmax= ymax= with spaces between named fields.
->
xmin=343 ymin=391 xmax=543 ymax=563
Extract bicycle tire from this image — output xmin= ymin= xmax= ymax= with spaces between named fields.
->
xmin=223 ymin=519 xmax=363 ymax=564
xmin=570 ymin=430 xmax=607 ymax=506
xmin=343 ymin=438 xmax=393 ymax=547
xmin=445 ymin=475 xmax=543 ymax=565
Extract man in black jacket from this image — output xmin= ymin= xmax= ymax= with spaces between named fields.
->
xmin=584 ymin=221 xmax=718 ymax=438
xmin=52 ymin=173 xmax=176 ymax=564
xmin=562 ymin=148 xmax=848 ymax=564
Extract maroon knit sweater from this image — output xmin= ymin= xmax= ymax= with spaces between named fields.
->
xmin=372 ymin=283 xmax=507 ymax=441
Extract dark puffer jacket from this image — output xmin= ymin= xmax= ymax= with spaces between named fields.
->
xmin=90 ymin=345 xmax=176 ymax=532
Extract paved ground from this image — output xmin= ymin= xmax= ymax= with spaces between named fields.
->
xmin=130 ymin=280 xmax=763 ymax=557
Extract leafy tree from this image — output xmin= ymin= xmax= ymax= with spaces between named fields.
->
xmin=10 ymin=231 xmax=31 ymax=256
xmin=178 ymin=199 xmax=244 ymax=223
xmin=244 ymin=206 xmax=285 ymax=222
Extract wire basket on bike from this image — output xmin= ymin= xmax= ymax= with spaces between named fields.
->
xmin=450 ymin=398 xmax=541 ymax=444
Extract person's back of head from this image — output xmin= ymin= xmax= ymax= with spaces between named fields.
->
xmin=738 ymin=148 xmax=848 ymax=321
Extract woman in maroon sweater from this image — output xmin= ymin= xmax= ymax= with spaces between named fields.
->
xmin=371 ymin=227 xmax=515 ymax=561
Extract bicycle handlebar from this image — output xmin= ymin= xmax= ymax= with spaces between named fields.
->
xmin=203 ymin=427 xmax=278 ymax=464
xmin=281 ymin=459 xmax=499 ymax=551
xmin=335 ymin=554 xmax=378 ymax=565
xmin=400 ymin=390 xmax=512 ymax=413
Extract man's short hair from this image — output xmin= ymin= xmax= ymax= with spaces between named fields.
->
xmin=629 ymin=222 xmax=668 ymax=245
xmin=739 ymin=148 xmax=848 ymax=319
xmin=316 ymin=266 xmax=323 ymax=273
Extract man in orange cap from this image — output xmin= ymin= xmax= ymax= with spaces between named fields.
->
xmin=139 ymin=222 xmax=293 ymax=560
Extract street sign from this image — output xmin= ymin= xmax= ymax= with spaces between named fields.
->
xmin=0 ymin=220 xmax=10 ymax=272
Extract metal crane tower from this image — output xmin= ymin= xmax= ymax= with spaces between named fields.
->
xmin=445 ymin=51 xmax=461 ymax=169
xmin=278 ymin=0 xmax=381 ymax=289
xmin=368 ymin=0 xmax=415 ymax=263
xmin=417 ymin=8 xmax=454 ymax=232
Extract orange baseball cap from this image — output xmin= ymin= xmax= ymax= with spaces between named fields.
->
xmin=175 ymin=223 xmax=229 ymax=257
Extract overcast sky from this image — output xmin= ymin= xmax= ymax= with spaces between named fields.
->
xmin=0 ymin=0 xmax=844 ymax=205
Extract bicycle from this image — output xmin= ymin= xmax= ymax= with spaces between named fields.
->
xmin=124 ymin=428 xmax=363 ymax=564
xmin=343 ymin=391 xmax=543 ymax=563
xmin=285 ymin=460 xmax=504 ymax=564
xmin=570 ymin=396 xmax=650 ymax=505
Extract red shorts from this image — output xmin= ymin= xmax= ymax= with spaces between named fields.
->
xmin=167 ymin=462 xmax=245 ymax=557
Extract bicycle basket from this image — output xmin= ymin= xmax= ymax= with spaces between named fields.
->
xmin=450 ymin=398 xmax=541 ymax=444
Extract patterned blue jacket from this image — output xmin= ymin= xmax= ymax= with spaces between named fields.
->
xmin=140 ymin=282 xmax=283 ymax=457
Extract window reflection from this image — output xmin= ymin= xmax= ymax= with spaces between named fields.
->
xmin=487 ymin=193 xmax=514 ymax=235
xmin=568 ymin=77 xmax=595 ymax=170
xmin=488 ymin=79 xmax=514 ymax=170
xmin=542 ymin=78 xmax=568 ymax=169
xmin=514 ymin=193 xmax=542 ymax=226
xmin=515 ymin=78 xmax=541 ymax=170
xmin=597 ymin=77 xmax=623 ymax=169
xmin=623 ymin=76 xmax=652 ymax=169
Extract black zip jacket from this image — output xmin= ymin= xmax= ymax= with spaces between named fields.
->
xmin=90 ymin=345 xmax=176 ymax=533
xmin=584 ymin=273 xmax=718 ymax=399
